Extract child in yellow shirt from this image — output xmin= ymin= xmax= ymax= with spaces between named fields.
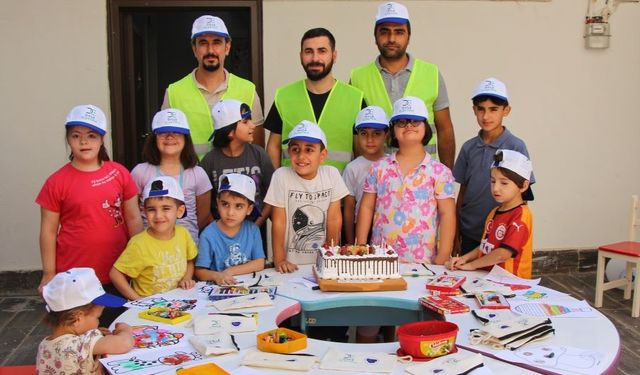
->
xmin=110 ymin=176 xmax=198 ymax=299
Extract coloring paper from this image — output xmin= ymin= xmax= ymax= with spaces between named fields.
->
xmin=509 ymin=299 xmax=599 ymax=318
xmin=512 ymin=285 xmax=568 ymax=302
xmin=125 ymin=296 xmax=198 ymax=311
xmin=100 ymin=344 xmax=204 ymax=375
xmin=495 ymin=345 xmax=605 ymax=375
xmin=485 ymin=265 xmax=540 ymax=287
xmin=461 ymin=277 xmax=512 ymax=295
xmin=210 ymin=292 xmax=273 ymax=311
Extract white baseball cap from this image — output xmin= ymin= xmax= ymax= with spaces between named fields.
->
xmin=191 ymin=15 xmax=230 ymax=39
xmin=43 ymin=268 xmax=126 ymax=312
xmin=209 ymin=99 xmax=252 ymax=140
xmin=355 ymin=106 xmax=390 ymax=130
xmin=65 ymin=104 xmax=107 ymax=135
xmin=218 ymin=173 xmax=260 ymax=217
xmin=142 ymin=176 xmax=187 ymax=219
xmin=282 ymin=120 xmax=328 ymax=148
xmin=492 ymin=149 xmax=533 ymax=181
xmin=492 ymin=150 xmax=534 ymax=200
xmin=152 ymin=108 xmax=190 ymax=135
xmin=376 ymin=2 xmax=410 ymax=25
xmin=218 ymin=173 xmax=257 ymax=203
xmin=391 ymin=96 xmax=428 ymax=123
xmin=472 ymin=77 xmax=509 ymax=102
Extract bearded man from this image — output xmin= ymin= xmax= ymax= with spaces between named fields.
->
xmin=350 ymin=2 xmax=455 ymax=168
xmin=264 ymin=28 xmax=364 ymax=171
xmin=163 ymin=15 xmax=265 ymax=156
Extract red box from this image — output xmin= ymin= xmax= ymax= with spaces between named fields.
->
xmin=426 ymin=275 xmax=466 ymax=294
xmin=475 ymin=292 xmax=510 ymax=309
xmin=420 ymin=295 xmax=470 ymax=315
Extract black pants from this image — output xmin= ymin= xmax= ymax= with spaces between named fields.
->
xmin=460 ymin=234 xmax=481 ymax=256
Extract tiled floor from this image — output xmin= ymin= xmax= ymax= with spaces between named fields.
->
xmin=1 ymin=271 xmax=638 ymax=373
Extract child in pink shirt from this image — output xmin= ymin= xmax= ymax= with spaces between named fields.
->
xmin=356 ymin=97 xmax=455 ymax=264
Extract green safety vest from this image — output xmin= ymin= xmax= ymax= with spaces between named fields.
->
xmin=167 ymin=72 xmax=256 ymax=158
xmin=350 ymin=59 xmax=439 ymax=157
xmin=275 ymin=80 xmax=363 ymax=172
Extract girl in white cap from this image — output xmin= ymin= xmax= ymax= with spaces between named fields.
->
xmin=37 ymin=268 xmax=134 ymax=374
xmin=130 ymin=108 xmax=212 ymax=244
xmin=36 ymin=105 xmax=143 ymax=324
xmin=356 ymin=97 xmax=456 ymax=265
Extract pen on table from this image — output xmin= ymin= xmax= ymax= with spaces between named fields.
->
xmin=311 ymin=285 xmax=320 ymax=290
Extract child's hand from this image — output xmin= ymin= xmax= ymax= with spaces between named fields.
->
xmin=215 ymin=271 xmax=236 ymax=286
xmin=113 ymin=322 xmax=132 ymax=335
xmin=456 ymin=262 xmax=476 ymax=271
xmin=446 ymin=256 xmax=465 ymax=270
xmin=179 ymin=278 xmax=195 ymax=289
xmin=98 ymin=327 xmax=112 ymax=336
xmin=276 ymin=260 xmax=298 ymax=273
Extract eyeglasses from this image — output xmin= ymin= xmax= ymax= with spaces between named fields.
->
xmin=157 ymin=132 xmax=182 ymax=138
xmin=393 ymin=119 xmax=423 ymax=128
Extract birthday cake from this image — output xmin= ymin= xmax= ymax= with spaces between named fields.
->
xmin=314 ymin=244 xmax=401 ymax=280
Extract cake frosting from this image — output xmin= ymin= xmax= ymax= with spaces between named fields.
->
xmin=314 ymin=244 xmax=401 ymax=280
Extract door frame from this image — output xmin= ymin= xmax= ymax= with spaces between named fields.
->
xmin=107 ymin=0 xmax=263 ymax=165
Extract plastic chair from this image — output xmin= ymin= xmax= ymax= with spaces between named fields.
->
xmin=595 ymin=195 xmax=640 ymax=317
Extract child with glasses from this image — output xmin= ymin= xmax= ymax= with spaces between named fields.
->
xmin=356 ymin=96 xmax=455 ymax=264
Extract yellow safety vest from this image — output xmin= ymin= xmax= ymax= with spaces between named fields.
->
xmin=167 ymin=72 xmax=256 ymax=158
xmin=275 ymin=80 xmax=363 ymax=172
xmin=350 ymin=59 xmax=439 ymax=157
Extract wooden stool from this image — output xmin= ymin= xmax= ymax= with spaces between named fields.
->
xmin=595 ymin=241 xmax=640 ymax=317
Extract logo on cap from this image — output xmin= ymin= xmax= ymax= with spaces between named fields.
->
xmin=482 ymin=80 xmax=496 ymax=92
xmin=361 ymin=108 xmax=376 ymax=121
xmin=83 ymin=107 xmax=97 ymax=121
xmin=400 ymin=99 xmax=413 ymax=112
xmin=166 ymin=111 xmax=178 ymax=123
xmin=149 ymin=180 xmax=169 ymax=197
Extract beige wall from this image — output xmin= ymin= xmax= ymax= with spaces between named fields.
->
xmin=1 ymin=0 xmax=110 ymax=271
xmin=1 ymin=0 xmax=639 ymax=271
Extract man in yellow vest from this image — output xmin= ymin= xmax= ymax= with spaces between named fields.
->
xmin=350 ymin=2 xmax=455 ymax=169
xmin=264 ymin=28 xmax=363 ymax=172
xmin=162 ymin=15 xmax=265 ymax=158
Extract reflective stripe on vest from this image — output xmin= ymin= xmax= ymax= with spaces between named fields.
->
xmin=350 ymin=60 xmax=439 ymax=157
xmin=167 ymin=72 xmax=256 ymax=159
xmin=275 ymin=80 xmax=363 ymax=172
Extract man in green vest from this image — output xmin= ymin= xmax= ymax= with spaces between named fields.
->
xmin=264 ymin=28 xmax=363 ymax=172
xmin=162 ymin=15 xmax=265 ymax=158
xmin=350 ymin=2 xmax=455 ymax=169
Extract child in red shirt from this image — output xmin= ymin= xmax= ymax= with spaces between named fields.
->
xmin=447 ymin=149 xmax=533 ymax=278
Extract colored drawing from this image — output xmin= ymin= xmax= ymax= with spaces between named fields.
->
xmin=126 ymin=297 xmax=197 ymax=311
xmin=511 ymin=300 xmax=598 ymax=318
xmin=132 ymin=325 xmax=184 ymax=349
xmin=101 ymin=348 xmax=203 ymax=375
xmin=521 ymin=290 xmax=547 ymax=299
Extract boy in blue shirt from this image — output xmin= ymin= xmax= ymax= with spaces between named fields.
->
xmin=195 ymin=173 xmax=265 ymax=285
xmin=453 ymin=78 xmax=534 ymax=255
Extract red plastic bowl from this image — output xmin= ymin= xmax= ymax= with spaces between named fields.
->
xmin=397 ymin=321 xmax=458 ymax=359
